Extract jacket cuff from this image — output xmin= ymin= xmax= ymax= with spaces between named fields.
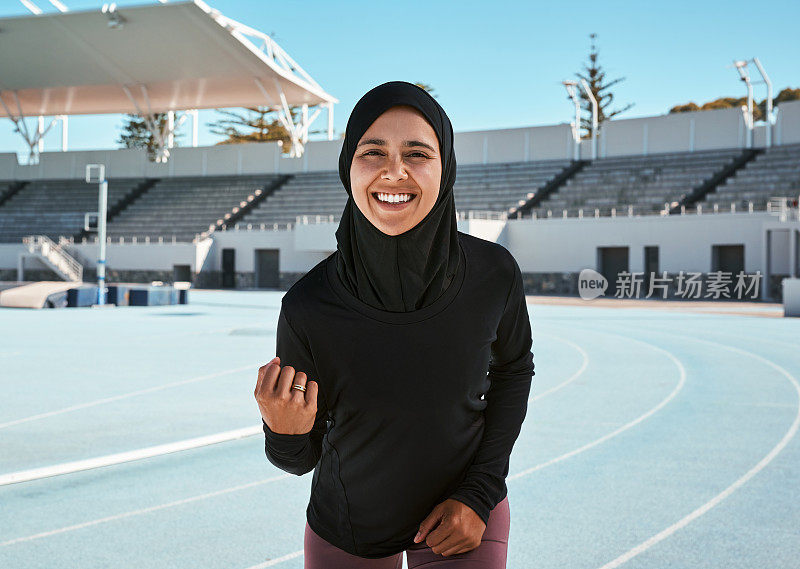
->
xmin=262 ymin=418 xmax=311 ymax=452
xmin=446 ymin=491 xmax=492 ymax=526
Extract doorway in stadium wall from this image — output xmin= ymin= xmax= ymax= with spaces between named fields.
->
xmin=222 ymin=249 xmax=236 ymax=289
xmin=712 ymin=244 xmax=745 ymax=276
xmin=598 ymin=246 xmax=630 ymax=298
xmin=173 ymin=264 xmax=191 ymax=283
xmin=644 ymin=246 xmax=660 ymax=293
xmin=255 ymin=249 xmax=280 ymax=289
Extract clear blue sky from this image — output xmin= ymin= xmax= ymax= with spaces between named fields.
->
xmin=1 ymin=0 xmax=797 ymax=159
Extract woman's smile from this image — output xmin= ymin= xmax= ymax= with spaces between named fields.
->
xmin=371 ymin=191 xmax=419 ymax=212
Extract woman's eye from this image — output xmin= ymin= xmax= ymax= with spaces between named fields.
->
xmin=360 ymin=150 xmax=429 ymax=159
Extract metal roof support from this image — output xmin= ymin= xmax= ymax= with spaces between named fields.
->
xmin=121 ymin=84 xmax=190 ymax=163
xmin=253 ymin=76 xmax=326 ymax=158
xmin=2 ymin=1 xmax=338 ymax=160
xmin=0 ymin=90 xmax=60 ymax=164
xmin=327 ymin=102 xmax=334 ymax=140
xmin=213 ymin=7 xmax=326 ymax=96
xmin=273 ymin=76 xmax=303 ymax=157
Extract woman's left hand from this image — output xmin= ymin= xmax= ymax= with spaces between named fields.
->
xmin=413 ymin=498 xmax=486 ymax=556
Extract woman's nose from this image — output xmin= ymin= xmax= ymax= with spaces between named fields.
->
xmin=381 ymin=154 xmax=408 ymax=181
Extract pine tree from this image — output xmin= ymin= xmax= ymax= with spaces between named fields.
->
xmin=207 ymin=106 xmax=325 ymax=153
xmin=118 ymin=113 xmax=183 ymax=162
xmin=574 ymin=33 xmax=634 ymax=138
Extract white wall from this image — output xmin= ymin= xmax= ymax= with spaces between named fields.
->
xmin=504 ymin=211 xmax=799 ymax=275
xmin=4 ymin=215 xmax=798 ymax=285
xmin=776 ymin=100 xmax=800 ymax=145
xmin=201 ymin=218 xmax=487 ymax=272
xmin=3 ymin=100 xmax=798 ymax=181
xmin=0 ymin=240 xmax=196 ymax=272
xmin=205 ymin=228 xmax=330 ymax=273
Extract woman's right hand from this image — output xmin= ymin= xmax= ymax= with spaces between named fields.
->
xmin=254 ymin=356 xmax=320 ymax=435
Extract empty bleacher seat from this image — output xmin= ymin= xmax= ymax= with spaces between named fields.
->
xmin=103 ymin=174 xmax=283 ymax=242
xmin=698 ymin=142 xmax=800 ymax=211
xmin=0 ymin=178 xmax=145 ymax=243
xmin=531 ymin=147 xmax=743 ymax=218
xmin=236 ymin=158 xmax=573 ymax=226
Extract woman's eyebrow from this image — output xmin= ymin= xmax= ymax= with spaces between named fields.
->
xmin=357 ymin=138 xmax=436 ymax=152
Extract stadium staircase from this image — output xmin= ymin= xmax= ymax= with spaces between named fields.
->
xmin=693 ymin=142 xmax=800 ymax=213
xmin=21 ymin=235 xmax=83 ymax=282
xmin=530 ymin=148 xmax=745 ymax=218
xmin=513 ymin=160 xmax=589 ymax=217
xmin=670 ymin=148 xmax=763 ymax=214
xmin=102 ymin=174 xmax=288 ymax=241
xmin=0 ymin=180 xmax=28 ymax=208
xmin=216 ymin=174 xmax=293 ymax=233
xmin=232 ymin=160 xmax=578 ymax=227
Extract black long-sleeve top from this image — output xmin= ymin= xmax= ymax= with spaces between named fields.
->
xmin=261 ymin=231 xmax=535 ymax=559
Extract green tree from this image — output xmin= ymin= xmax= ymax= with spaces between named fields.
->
xmin=758 ymin=87 xmax=800 ymax=120
xmin=207 ymin=106 xmax=325 ymax=153
xmin=574 ymin=33 xmax=634 ymax=138
xmin=118 ymin=113 xmax=183 ymax=162
xmin=669 ymin=87 xmax=800 ymax=121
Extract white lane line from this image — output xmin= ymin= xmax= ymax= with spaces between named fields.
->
xmin=0 ymin=362 xmax=262 ymax=430
xmin=509 ymin=326 xmax=687 ymax=480
xmin=530 ymin=334 xmax=590 ymax=402
xmin=0 ymin=425 xmax=262 ymax=486
xmin=0 ymin=330 xmax=662 ymax=553
xmin=242 ymin=550 xmax=305 ymax=568
xmin=589 ymin=326 xmax=800 ymax=569
xmin=0 ymin=472 xmax=292 ymax=547
xmin=2 ymin=333 xmax=577 ymax=485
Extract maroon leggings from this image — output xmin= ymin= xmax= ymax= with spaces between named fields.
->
xmin=304 ymin=496 xmax=510 ymax=568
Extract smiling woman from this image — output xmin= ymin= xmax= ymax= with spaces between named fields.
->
xmin=256 ymin=81 xmax=533 ymax=568
xmin=349 ymin=107 xmax=442 ymax=236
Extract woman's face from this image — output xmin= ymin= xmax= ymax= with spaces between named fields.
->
xmin=350 ymin=105 xmax=441 ymax=236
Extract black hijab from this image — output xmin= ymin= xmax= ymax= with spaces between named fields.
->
xmin=334 ymin=81 xmax=462 ymax=313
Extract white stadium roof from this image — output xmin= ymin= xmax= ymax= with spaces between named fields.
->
xmin=0 ymin=0 xmax=338 ymax=160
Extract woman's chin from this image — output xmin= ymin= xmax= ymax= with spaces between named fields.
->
xmin=370 ymin=212 xmax=417 ymax=236
xmin=368 ymin=204 xmax=420 ymax=234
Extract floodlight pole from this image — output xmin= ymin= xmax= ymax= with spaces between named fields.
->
xmin=751 ymin=57 xmax=773 ymax=148
xmin=327 ymin=102 xmax=334 ymax=140
xmin=733 ymin=60 xmax=754 ymax=148
xmin=60 ymin=115 xmax=68 ymax=151
xmin=86 ymin=164 xmax=108 ymax=306
xmin=562 ymin=81 xmax=582 ymax=160
xmin=190 ymin=109 xmax=199 ymax=147
xmin=580 ymin=79 xmax=598 ymax=160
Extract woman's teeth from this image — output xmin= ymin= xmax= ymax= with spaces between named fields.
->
xmin=375 ymin=193 xmax=413 ymax=203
